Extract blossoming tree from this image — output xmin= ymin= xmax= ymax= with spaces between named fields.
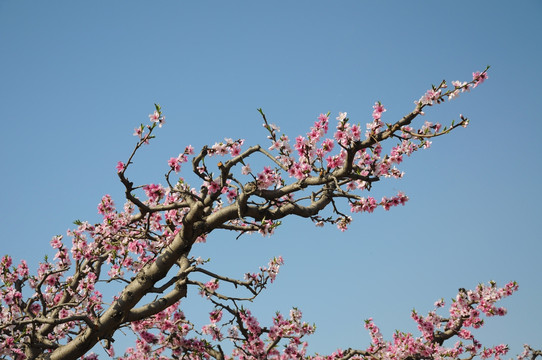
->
xmin=1 ymin=68 xmax=538 ymax=360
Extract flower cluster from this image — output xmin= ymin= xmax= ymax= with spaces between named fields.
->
xmin=350 ymin=192 xmax=408 ymax=213
xmin=168 ymin=145 xmax=194 ymax=173
xmin=0 ymin=70 xmax=512 ymax=360
xmin=148 ymin=109 xmax=165 ymax=127
xmin=360 ymin=282 xmax=518 ymax=360
xmin=208 ymin=138 xmax=244 ymax=158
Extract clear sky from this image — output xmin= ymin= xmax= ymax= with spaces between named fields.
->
xmin=1 ymin=1 xmax=541 ymax=357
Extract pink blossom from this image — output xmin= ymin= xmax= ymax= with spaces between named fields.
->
xmin=184 ymin=145 xmax=194 ymax=155
xmin=372 ymin=102 xmax=386 ymax=120
xmin=149 ymin=111 xmax=160 ymax=122
xmin=336 ymin=216 xmax=352 ymax=231
xmin=210 ymin=142 xmax=227 ymax=156
xmin=317 ymin=113 xmax=329 ymax=122
xmin=133 ymin=126 xmax=143 ymax=138
xmin=97 ymin=194 xmax=115 ymax=215
xmin=203 ymin=279 xmax=219 ymax=293
xmin=288 ymin=162 xmax=308 ymax=180
xmin=209 ymin=309 xmax=223 ymax=323
xmin=416 ymin=89 xmax=441 ymax=106
xmin=116 ymin=161 xmax=125 ymax=173
xmin=16 ymin=260 xmax=29 ymax=278
xmin=256 ymin=166 xmax=279 ymax=189
xmin=265 ymin=256 xmax=284 ymax=282
xmin=225 ymin=188 xmax=237 ymax=203
xmin=239 ymin=309 xmax=262 ymax=335
xmin=105 ymin=346 xmax=115 ymax=357
xmin=351 ymin=124 xmax=361 ymax=141
xmin=229 ymin=144 xmax=241 ymax=157
xmin=149 ymin=111 xmax=165 ymax=127
xmin=268 ymin=140 xmax=282 ymax=151
xmin=82 ymin=353 xmax=99 ymax=360
xmin=2 ymin=286 xmax=21 ymax=305
xmin=458 ymin=329 xmax=473 ymax=339
xmin=326 ymin=151 xmax=346 ymax=169
xmin=321 ymin=138 xmax=334 ymax=153
xmin=201 ymin=324 xmax=223 ymax=341
xmin=350 ymin=197 xmax=377 ymax=213
xmin=294 ymin=136 xmax=308 ymax=156
xmin=334 ymin=129 xmax=345 ymax=143
xmin=143 ymin=184 xmax=165 ymax=204
xmin=259 ymin=219 xmax=278 ymax=236
xmin=1 ymin=255 xmax=13 ymax=270
xmin=241 ymin=164 xmax=251 ymax=175
xmin=139 ymin=331 xmax=158 ymax=344
xmin=207 ymin=181 xmax=220 ymax=194
xmin=472 ymin=71 xmax=489 ymax=88
xmin=50 ymin=235 xmax=63 ymax=249
xmin=167 ymin=157 xmax=180 ymax=172
xmin=448 ymin=80 xmax=469 ymax=100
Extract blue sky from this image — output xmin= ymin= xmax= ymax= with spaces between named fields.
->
xmin=1 ymin=1 xmax=541 ymax=357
